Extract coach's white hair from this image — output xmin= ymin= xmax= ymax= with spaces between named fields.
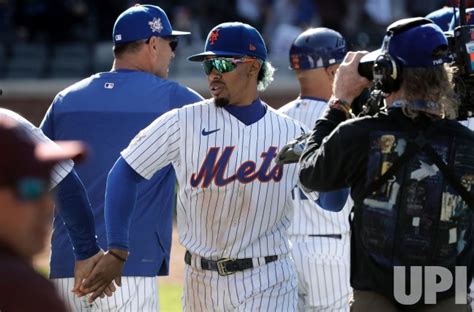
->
xmin=257 ymin=61 xmax=276 ymax=91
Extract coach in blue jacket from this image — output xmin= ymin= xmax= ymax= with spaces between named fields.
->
xmin=41 ymin=4 xmax=203 ymax=311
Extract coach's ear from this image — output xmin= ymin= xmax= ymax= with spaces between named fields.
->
xmin=145 ymin=36 xmax=158 ymax=52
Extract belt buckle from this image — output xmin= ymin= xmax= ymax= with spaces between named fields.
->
xmin=216 ymin=258 xmax=234 ymax=276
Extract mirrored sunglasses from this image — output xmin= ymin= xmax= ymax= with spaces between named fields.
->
xmin=202 ymin=57 xmax=255 ymax=75
xmin=16 ymin=178 xmax=49 ymax=201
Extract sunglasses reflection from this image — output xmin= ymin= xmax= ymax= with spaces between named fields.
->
xmin=202 ymin=57 xmax=255 ymax=75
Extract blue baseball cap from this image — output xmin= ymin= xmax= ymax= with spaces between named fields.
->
xmin=188 ymin=22 xmax=267 ymax=61
xmin=113 ymin=5 xmax=190 ymax=45
xmin=361 ymin=20 xmax=448 ymax=68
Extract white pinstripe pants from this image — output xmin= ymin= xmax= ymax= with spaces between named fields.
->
xmin=182 ymin=255 xmax=298 ymax=311
xmin=290 ymin=234 xmax=352 ymax=312
xmin=470 ymin=278 xmax=474 ymax=311
xmin=52 ymin=276 xmax=158 ymax=311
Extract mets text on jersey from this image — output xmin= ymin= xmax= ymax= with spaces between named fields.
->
xmin=190 ymin=146 xmax=283 ymax=187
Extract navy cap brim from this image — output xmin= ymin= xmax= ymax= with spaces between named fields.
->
xmin=171 ymin=30 xmax=191 ymax=36
xmin=188 ymin=50 xmax=248 ymax=62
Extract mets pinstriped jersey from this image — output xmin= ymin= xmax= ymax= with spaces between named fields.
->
xmin=122 ymin=99 xmax=307 ymax=258
xmin=0 ymin=108 xmax=73 ymax=187
xmin=278 ymin=98 xmax=351 ymax=235
xmin=461 ymin=117 xmax=474 ymax=130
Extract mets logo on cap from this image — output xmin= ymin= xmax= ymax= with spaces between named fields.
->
xmin=209 ymin=29 xmax=220 ymax=45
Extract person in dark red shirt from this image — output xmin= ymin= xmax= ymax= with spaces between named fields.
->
xmin=0 ymin=117 xmax=87 ymax=311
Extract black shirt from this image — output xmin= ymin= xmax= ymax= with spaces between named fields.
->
xmin=299 ymin=107 xmax=474 ymax=304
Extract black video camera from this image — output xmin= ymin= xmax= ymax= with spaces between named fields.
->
xmin=446 ymin=2 xmax=474 ymax=120
xmin=351 ymin=59 xmax=386 ymax=117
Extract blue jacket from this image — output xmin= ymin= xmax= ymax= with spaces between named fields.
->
xmin=41 ymin=69 xmax=203 ymax=277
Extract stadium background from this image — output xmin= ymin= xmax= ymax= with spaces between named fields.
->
xmin=0 ymin=0 xmax=449 ymax=310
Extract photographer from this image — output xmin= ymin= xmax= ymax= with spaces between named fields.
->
xmin=298 ymin=18 xmax=474 ymax=310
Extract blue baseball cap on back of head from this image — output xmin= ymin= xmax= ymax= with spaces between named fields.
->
xmin=361 ymin=20 xmax=448 ymax=68
xmin=113 ymin=4 xmax=190 ymax=45
xmin=188 ymin=22 xmax=267 ymax=61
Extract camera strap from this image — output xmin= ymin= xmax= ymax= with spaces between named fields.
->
xmin=360 ymin=111 xmax=474 ymax=209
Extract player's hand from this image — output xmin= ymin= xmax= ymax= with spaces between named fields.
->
xmin=72 ymin=249 xmax=105 ymax=297
xmin=79 ymin=249 xmax=127 ymax=303
xmin=333 ymin=51 xmax=372 ymax=105
xmin=277 ymin=133 xmax=310 ymax=164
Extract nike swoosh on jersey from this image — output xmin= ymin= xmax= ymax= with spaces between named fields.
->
xmin=201 ymin=128 xmax=220 ymax=136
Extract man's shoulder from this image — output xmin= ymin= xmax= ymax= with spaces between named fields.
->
xmin=55 ymin=72 xmax=173 ymax=97
xmin=162 ymin=99 xmax=213 ymax=120
xmin=177 ymin=99 xmax=213 ymax=110
xmin=57 ymin=74 xmax=97 ymax=95
xmin=267 ymin=105 xmax=309 ymax=131
xmin=279 ymin=98 xmax=327 ymax=112
xmin=123 ymin=73 xmax=199 ymax=99
xmin=278 ymin=98 xmax=300 ymax=113
xmin=52 ymin=73 xmax=200 ymax=110
xmin=341 ymin=114 xmax=378 ymax=127
xmin=268 ymin=104 xmax=295 ymax=120
xmin=0 ymin=108 xmax=27 ymax=124
xmin=338 ymin=112 xmax=474 ymax=139
xmin=332 ymin=112 xmax=390 ymax=141
xmin=440 ymin=118 xmax=474 ymax=139
xmin=166 ymin=79 xmax=195 ymax=92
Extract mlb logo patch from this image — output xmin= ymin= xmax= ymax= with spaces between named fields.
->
xmin=115 ymin=34 xmax=122 ymax=41
xmin=104 ymin=82 xmax=114 ymax=89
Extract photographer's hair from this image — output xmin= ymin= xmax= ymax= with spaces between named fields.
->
xmin=399 ymin=64 xmax=457 ymax=119
xmin=257 ymin=61 xmax=275 ymax=91
xmin=113 ymin=40 xmax=146 ymax=58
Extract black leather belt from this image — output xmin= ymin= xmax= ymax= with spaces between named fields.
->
xmin=184 ymin=250 xmax=278 ymax=276
xmin=308 ymin=234 xmax=342 ymax=239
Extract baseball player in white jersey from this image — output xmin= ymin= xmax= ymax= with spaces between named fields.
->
xmin=461 ymin=117 xmax=474 ymax=129
xmin=80 ymin=22 xmax=307 ymax=311
xmin=0 ymin=108 xmax=73 ymax=186
xmin=278 ymin=28 xmax=352 ymax=311
xmin=0 ymin=108 xmax=105 ymax=305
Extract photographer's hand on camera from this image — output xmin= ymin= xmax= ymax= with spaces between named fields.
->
xmin=333 ymin=51 xmax=372 ymax=106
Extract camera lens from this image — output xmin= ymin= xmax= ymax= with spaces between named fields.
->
xmin=358 ymin=60 xmax=374 ymax=80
